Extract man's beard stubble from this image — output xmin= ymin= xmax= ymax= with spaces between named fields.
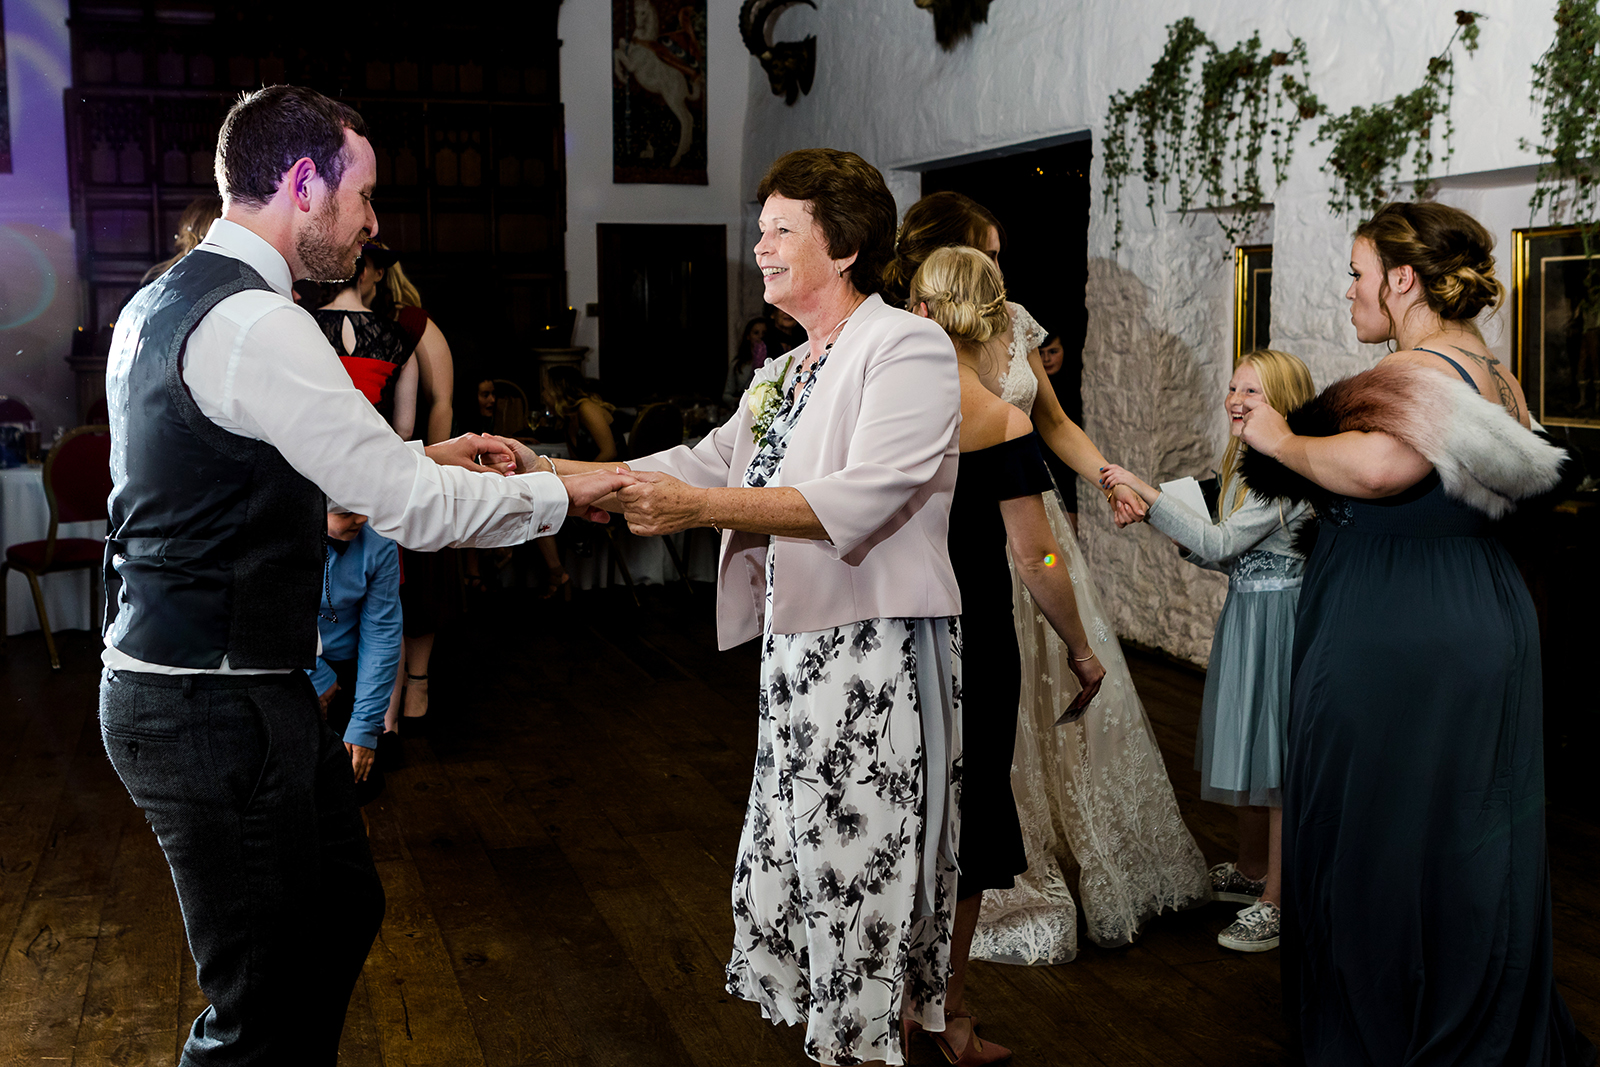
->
xmin=295 ymin=196 xmax=362 ymax=283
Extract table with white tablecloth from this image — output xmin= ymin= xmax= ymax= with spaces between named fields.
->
xmin=1 ymin=467 xmax=104 ymax=637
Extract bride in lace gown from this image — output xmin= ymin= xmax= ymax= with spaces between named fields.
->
xmin=887 ymin=193 xmax=1208 ymax=964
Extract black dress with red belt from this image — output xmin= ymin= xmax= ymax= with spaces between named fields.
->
xmin=311 ymin=309 xmax=417 ymax=425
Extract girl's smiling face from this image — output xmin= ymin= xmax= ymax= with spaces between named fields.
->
xmin=1226 ymin=362 xmax=1267 ymax=428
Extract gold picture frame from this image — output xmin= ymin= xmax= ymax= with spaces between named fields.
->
xmin=1233 ymin=244 xmax=1272 ymax=365
xmin=1512 ymin=225 xmax=1600 ymax=431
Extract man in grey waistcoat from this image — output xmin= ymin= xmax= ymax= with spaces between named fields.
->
xmin=97 ymin=84 xmax=629 ymax=1065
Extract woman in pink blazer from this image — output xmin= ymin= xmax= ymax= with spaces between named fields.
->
xmin=548 ymin=149 xmax=962 ymax=1067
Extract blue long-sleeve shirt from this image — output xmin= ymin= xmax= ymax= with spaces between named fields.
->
xmin=306 ymin=525 xmax=401 ymax=749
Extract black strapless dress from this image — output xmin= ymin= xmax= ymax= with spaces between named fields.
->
xmin=1283 ymin=473 xmax=1594 ymax=1065
xmin=948 ymin=431 xmax=1054 ymax=897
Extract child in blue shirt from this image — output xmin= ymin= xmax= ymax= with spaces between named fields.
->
xmin=310 ymin=507 xmax=402 ymax=804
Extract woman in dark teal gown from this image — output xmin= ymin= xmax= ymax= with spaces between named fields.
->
xmin=1238 ymin=201 xmax=1593 ymax=1066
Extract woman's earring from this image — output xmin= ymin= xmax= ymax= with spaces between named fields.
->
xmin=836 ymin=265 xmax=844 ymax=277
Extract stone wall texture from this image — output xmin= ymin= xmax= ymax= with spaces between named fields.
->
xmin=736 ymin=0 xmax=1561 ymax=663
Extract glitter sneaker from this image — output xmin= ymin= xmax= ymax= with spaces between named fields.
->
xmin=1209 ymin=862 xmax=1266 ymax=904
xmin=1217 ymin=900 xmax=1280 ymax=952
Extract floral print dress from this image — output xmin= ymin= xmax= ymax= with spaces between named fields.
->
xmin=725 ymin=350 xmax=962 ymax=1067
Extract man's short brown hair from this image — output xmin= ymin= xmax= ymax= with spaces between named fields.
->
xmin=757 ymin=149 xmax=897 ymax=297
xmin=215 ymin=85 xmax=368 ymax=209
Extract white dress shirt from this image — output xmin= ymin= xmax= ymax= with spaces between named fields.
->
xmin=104 ymin=219 xmax=567 ymax=673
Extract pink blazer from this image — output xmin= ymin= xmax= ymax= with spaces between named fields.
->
xmin=632 ymin=294 xmax=962 ymax=649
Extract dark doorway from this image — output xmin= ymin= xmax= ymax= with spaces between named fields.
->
xmin=920 ymin=135 xmax=1092 ymax=428
xmin=596 ymin=224 xmax=727 ymax=405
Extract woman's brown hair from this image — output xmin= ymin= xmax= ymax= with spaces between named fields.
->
xmin=1355 ymin=202 xmax=1505 ymax=338
xmin=757 ymin=149 xmax=897 ymax=297
xmin=882 ymin=191 xmax=1004 ymax=305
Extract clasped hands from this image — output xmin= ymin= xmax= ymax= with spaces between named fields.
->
xmin=424 ymin=433 xmax=703 ymax=534
xmin=1100 ymin=395 xmax=1293 ymax=529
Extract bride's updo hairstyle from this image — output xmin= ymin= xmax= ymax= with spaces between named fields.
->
xmin=909 ymin=245 xmax=1011 ymax=346
xmin=1355 ymin=202 xmax=1505 ymax=334
xmin=883 ymin=191 xmax=1004 ymax=306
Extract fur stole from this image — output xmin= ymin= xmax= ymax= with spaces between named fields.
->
xmin=1239 ymin=361 xmax=1566 ymax=520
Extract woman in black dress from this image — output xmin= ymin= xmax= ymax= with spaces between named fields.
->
xmin=1236 ymin=202 xmax=1592 ymax=1065
xmin=910 ymin=245 xmax=1104 ymax=1065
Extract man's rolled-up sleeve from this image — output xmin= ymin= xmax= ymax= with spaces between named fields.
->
xmin=218 ymin=304 xmax=568 ymax=550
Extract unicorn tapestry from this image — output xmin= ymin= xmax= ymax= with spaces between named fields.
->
xmin=612 ymin=0 xmax=708 ymax=185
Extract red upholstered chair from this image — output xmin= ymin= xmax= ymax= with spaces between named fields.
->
xmin=1 ymin=425 xmax=112 ymax=669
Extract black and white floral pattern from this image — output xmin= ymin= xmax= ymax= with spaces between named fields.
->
xmin=726 ymin=350 xmax=961 ymax=1066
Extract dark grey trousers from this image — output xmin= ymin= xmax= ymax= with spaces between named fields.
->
xmin=100 ymin=668 xmax=385 ymax=1066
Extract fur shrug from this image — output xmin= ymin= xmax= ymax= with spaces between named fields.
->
xmin=1238 ymin=361 xmax=1566 ymax=520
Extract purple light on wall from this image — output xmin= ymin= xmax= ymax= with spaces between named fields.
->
xmin=0 ymin=1 xmax=12 ymax=173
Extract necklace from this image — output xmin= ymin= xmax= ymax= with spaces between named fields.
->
xmin=797 ymin=295 xmax=868 ymax=377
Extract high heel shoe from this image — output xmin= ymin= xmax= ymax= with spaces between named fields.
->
xmin=930 ymin=1012 xmax=1011 ymax=1066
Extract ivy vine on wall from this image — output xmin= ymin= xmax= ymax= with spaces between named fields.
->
xmin=1101 ymin=18 xmax=1324 ymax=249
xmin=1314 ymin=11 xmax=1484 ymax=216
xmin=1521 ymin=0 xmax=1600 ymax=314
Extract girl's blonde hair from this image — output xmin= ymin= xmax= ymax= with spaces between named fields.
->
xmin=907 ymin=245 xmax=1011 ymax=365
xmin=1216 ymin=349 xmax=1316 ymax=518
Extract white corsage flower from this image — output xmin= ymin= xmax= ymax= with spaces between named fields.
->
xmin=747 ymin=354 xmax=795 ymax=444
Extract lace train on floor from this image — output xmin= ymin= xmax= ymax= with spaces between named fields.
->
xmin=972 ymin=491 xmax=1209 ymax=963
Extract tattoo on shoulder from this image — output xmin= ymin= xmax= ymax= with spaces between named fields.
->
xmin=1453 ymin=346 xmax=1523 ymax=421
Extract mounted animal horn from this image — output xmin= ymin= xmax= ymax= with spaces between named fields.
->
xmin=738 ymin=0 xmax=817 ymax=105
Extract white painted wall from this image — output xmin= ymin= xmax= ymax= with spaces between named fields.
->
xmin=0 ymin=0 xmax=79 ymax=438
xmin=558 ymin=0 xmax=757 ymax=377
xmin=738 ymin=0 xmax=1565 ymax=663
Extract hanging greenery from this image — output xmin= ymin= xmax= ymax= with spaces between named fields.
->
xmin=1102 ymin=18 xmax=1324 ymax=249
xmin=1521 ymin=0 xmax=1600 ymax=317
xmin=1315 ymin=11 xmax=1485 ymax=217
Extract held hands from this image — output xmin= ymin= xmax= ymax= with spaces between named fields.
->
xmin=562 ymin=468 xmax=637 ymax=522
xmin=1099 ymin=464 xmax=1157 ymax=503
xmin=1234 ymin=396 xmax=1292 ymax=457
xmin=1108 ymin=483 xmax=1147 ymax=528
xmin=616 ymin=470 xmax=703 ymax=536
xmin=424 ymin=433 xmax=517 ymax=475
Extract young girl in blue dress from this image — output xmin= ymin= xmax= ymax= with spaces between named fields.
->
xmin=1098 ymin=348 xmax=1314 ymax=953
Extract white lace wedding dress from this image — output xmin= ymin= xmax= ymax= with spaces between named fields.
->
xmin=970 ymin=304 xmax=1209 ymax=964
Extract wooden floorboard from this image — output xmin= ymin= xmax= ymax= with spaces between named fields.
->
xmin=0 ymin=586 xmax=1595 ymax=1067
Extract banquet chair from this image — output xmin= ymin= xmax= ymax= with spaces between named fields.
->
xmin=0 ymin=424 xmax=112 ymax=669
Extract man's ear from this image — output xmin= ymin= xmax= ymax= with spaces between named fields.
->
xmin=287 ymin=157 xmax=318 ymax=212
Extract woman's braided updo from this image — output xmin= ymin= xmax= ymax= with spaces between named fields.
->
xmin=1355 ymin=202 xmax=1505 ymax=325
xmin=909 ymin=245 xmax=1011 ymax=345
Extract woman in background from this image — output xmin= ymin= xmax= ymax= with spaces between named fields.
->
xmin=723 ymin=315 xmax=774 ymax=410
xmin=543 ymin=365 xmax=619 ymax=463
xmin=1037 ymin=332 xmax=1080 ymax=532
xmin=308 ymin=243 xmax=419 ymax=437
xmin=371 ymin=253 xmax=459 ymax=727
xmin=886 ymin=191 xmax=1208 ymax=966
xmin=373 ymin=256 xmax=455 ymax=447
xmin=1100 ymin=349 xmax=1316 ymax=955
